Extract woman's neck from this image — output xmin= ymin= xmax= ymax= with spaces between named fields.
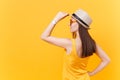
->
xmin=75 ymin=31 xmax=81 ymax=41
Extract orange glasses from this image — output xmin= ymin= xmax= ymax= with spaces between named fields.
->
xmin=70 ymin=18 xmax=77 ymax=25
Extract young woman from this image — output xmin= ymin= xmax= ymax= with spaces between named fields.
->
xmin=41 ymin=9 xmax=110 ymax=80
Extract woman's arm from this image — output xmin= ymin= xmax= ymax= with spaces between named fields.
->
xmin=40 ymin=12 xmax=70 ymax=49
xmin=88 ymin=44 xmax=111 ymax=76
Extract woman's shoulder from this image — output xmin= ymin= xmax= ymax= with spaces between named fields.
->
xmin=63 ymin=38 xmax=72 ymax=46
xmin=61 ymin=38 xmax=73 ymax=48
xmin=61 ymin=38 xmax=72 ymax=42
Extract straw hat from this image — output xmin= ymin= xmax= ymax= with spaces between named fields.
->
xmin=72 ymin=9 xmax=92 ymax=29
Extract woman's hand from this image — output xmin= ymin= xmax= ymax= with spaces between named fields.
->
xmin=53 ymin=11 xmax=69 ymax=22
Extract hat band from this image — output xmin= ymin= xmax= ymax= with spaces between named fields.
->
xmin=72 ymin=13 xmax=89 ymax=27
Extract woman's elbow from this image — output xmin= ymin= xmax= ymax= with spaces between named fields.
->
xmin=40 ymin=35 xmax=46 ymax=40
xmin=107 ymin=58 xmax=111 ymax=64
xmin=103 ymin=58 xmax=111 ymax=64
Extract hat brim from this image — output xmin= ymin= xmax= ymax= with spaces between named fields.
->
xmin=72 ymin=15 xmax=90 ymax=29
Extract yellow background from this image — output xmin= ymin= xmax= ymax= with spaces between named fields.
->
xmin=0 ymin=0 xmax=120 ymax=80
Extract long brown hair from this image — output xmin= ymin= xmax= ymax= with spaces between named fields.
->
xmin=77 ymin=23 xmax=96 ymax=58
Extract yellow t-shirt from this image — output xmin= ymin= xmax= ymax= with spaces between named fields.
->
xmin=62 ymin=39 xmax=91 ymax=80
